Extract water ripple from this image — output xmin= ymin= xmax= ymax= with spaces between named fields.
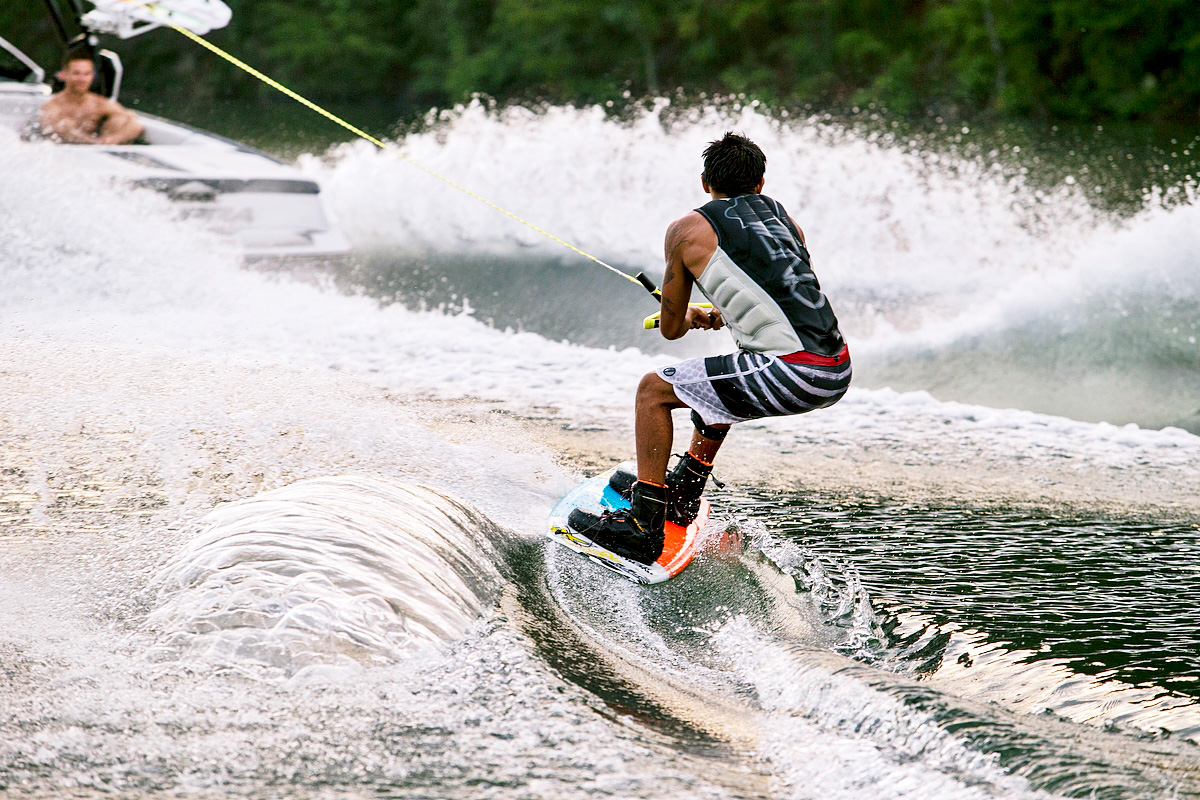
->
xmin=724 ymin=490 xmax=1200 ymax=744
xmin=144 ymin=476 xmax=509 ymax=678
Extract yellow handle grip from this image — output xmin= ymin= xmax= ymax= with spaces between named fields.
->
xmin=643 ymin=303 xmax=714 ymax=330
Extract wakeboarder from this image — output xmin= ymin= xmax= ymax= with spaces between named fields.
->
xmin=570 ymin=132 xmax=851 ymax=563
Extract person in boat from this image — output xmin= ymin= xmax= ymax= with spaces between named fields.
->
xmin=569 ymin=132 xmax=851 ymax=564
xmin=40 ymin=49 xmax=144 ymax=145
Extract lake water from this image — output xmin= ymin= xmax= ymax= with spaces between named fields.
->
xmin=2 ymin=98 xmax=1198 ymax=798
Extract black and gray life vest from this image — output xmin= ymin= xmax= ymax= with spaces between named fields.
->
xmin=693 ymin=194 xmax=844 ymax=357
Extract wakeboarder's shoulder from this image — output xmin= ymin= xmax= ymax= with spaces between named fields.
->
xmin=664 ymin=210 xmax=718 ymax=273
xmin=788 ymin=215 xmax=806 ymax=246
xmin=676 ymin=210 xmax=720 ymax=242
xmin=665 ymin=210 xmax=708 ymax=243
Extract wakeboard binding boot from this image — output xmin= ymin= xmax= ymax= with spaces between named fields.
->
xmin=608 ymin=453 xmax=713 ymax=527
xmin=568 ymin=480 xmax=666 ymax=565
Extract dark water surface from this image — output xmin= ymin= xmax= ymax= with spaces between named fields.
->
xmin=722 ymin=490 xmax=1200 ymax=701
xmin=329 ymin=251 xmax=689 ymax=353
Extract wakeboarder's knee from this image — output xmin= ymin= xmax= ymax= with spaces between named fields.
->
xmin=636 ymin=372 xmax=676 ymax=407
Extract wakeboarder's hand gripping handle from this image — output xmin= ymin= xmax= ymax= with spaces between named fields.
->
xmin=634 ymin=272 xmax=714 ymax=330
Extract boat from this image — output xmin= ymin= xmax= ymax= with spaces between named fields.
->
xmin=0 ymin=0 xmax=350 ymax=260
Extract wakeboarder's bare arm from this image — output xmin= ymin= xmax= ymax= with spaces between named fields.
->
xmin=789 ymin=215 xmax=806 ymax=246
xmin=659 ymin=212 xmax=723 ymax=340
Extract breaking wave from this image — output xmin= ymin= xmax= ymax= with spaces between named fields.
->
xmin=306 ymin=100 xmax=1200 ymax=430
xmin=145 ymin=477 xmax=510 ymax=681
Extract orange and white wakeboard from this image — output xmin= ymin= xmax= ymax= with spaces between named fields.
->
xmin=547 ymin=462 xmax=709 ymax=584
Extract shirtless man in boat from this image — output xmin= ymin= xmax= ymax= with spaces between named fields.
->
xmin=40 ymin=50 xmax=144 ymax=145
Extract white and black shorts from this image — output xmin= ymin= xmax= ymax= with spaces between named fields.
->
xmin=658 ymin=347 xmax=852 ymax=426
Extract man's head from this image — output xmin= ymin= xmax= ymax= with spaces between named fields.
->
xmin=58 ymin=51 xmax=95 ymax=96
xmin=701 ymin=132 xmax=766 ymax=197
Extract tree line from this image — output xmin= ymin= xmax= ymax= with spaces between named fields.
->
xmin=4 ymin=0 xmax=1199 ymax=122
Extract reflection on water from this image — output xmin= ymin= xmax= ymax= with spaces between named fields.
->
xmin=723 ymin=489 xmax=1200 ymax=708
xmin=326 ymin=251 xmax=713 ymax=357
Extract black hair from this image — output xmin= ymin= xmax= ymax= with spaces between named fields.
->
xmin=701 ymin=132 xmax=766 ymax=196
xmin=62 ymin=47 xmax=93 ymax=69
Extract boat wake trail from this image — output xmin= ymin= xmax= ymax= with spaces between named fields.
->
xmin=518 ymin=528 xmax=1039 ymax=800
xmin=520 ymin=512 xmax=1200 ymax=800
xmin=145 ymin=477 xmax=511 ymax=681
xmin=4 ymin=94 xmax=1199 ymax=797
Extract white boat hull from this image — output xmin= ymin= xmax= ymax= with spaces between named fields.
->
xmin=1 ymin=79 xmax=351 ymax=260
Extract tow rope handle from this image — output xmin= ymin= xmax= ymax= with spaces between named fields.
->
xmin=634 ymin=272 xmax=714 ymax=330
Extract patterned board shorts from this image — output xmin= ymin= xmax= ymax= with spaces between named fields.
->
xmin=658 ymin=347 xmax=852 ymax=426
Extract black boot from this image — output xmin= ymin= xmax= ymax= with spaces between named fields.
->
xmin=607 ymin=465 xmax=638 ymax=498
xmin=663 ymin=452 xmax=712 ymax=526
xmin=568 ymin=481 xmax=666 ymax=565
xmin=607 ymin=454 xmax=712 ymax=527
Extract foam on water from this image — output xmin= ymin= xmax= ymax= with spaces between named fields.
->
xmin=711 ymin=618 xmax=1047 ymax=800
xmin=3 ymin=108 xmax=1200 ymax=798
xmin=306 ymin=100 xmax=1083 ymax=301
xmin=741 ymin=514 xmax=1200 ymax=745
xmin=305 ymin=100 xmax=1200 ymax=428
xmin=537 ymin=525 xmax=1116 ymax=799
xmin=3 ymin=126 xmax=1197 ymax=464
xmin=145 ymin=477 xmax=509 ymax=680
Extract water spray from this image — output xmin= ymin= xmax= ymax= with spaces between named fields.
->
xmin=85 ymin=0 xmax=715 ymax=327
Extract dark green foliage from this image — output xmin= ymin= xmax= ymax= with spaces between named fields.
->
xmin=3 ymin=0 xmax=1198 ymax=122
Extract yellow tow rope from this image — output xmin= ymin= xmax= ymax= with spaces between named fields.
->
xmin=159 ymin=20 xmax=649 ymax=291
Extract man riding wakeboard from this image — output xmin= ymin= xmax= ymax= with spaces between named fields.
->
xmin=569 ymin=132 xmax=851 ymax=563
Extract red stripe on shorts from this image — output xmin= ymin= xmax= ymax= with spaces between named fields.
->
xmin=778 ymin=345 xmax=850 ymax=366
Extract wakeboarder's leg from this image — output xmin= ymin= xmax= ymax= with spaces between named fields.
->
xmin=611 ymin=374 xmax=729 ymax=523
xmin=634 ymin=372 xmax=689 ymax=484
xmin=567 ymin=372 xmax=685 ymax=564
xmin=686 ymin=417 xmax=729 ymax=463
xmin=568 ymin=373 xmax=728 ymax=563
xmin=659 ymin=412 xmax=727 ymax=526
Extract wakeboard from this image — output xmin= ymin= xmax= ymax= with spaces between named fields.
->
xmin=547 ymin=462 xmax=709 ymax=584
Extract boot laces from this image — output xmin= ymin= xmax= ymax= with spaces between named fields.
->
xmin=670 ymin=453 xmax=724 ymax=489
